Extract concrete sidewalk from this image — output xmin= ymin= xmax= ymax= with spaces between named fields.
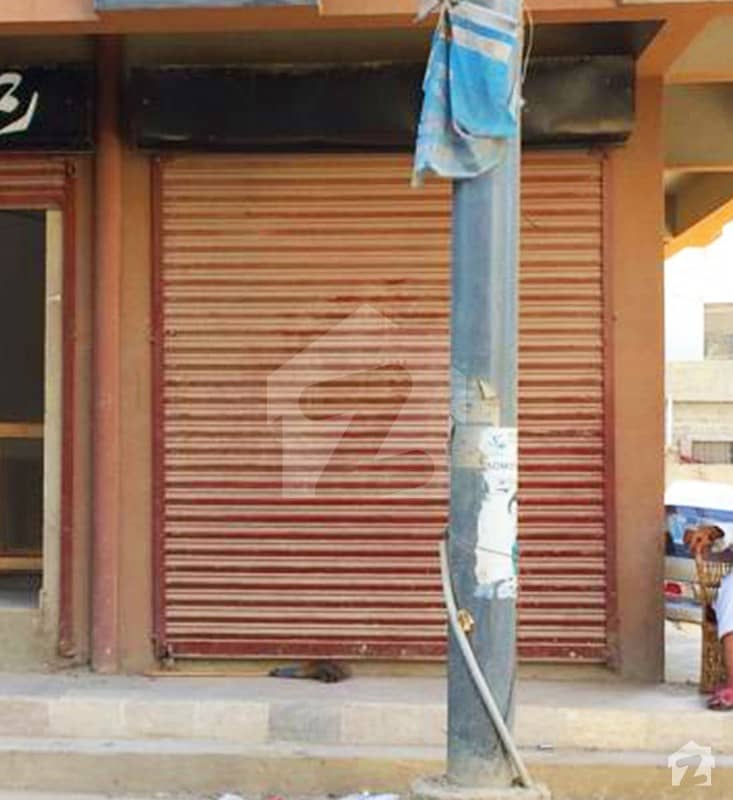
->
xmin=0 ymin=672 xmax=730 ymax=798
xmin=0 ymin=671 xmax=723 ymax=752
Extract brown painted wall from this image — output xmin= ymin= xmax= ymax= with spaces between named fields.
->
xmin=69 ymin=156 xmax=94 ymax=664
xmin=608 ymin=76 xmax=665 ymax=682
xmin=118 ymin=147 xmax=155 ymax=672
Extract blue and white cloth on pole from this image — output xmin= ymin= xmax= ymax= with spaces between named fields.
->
xmin=413 ymin=0 xmax=521 ymax=184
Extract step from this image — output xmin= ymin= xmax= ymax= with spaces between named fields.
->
xmin=0 ymin=738 xmax=731 ymax=799
xmin=0 ymin=673 xmax=729 ymax=754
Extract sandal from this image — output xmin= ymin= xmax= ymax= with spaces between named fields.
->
xmin=708 ymin=686 xmax=733 ymax=711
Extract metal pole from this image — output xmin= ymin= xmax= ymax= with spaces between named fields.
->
xmin=447 ymin=0 xmax=521 ymax=784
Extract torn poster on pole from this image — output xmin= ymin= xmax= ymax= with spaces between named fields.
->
xmin=413 ymin=0 xmax=521 ymax=184
xmin=475 ymin=426 xmax=518 ymax=597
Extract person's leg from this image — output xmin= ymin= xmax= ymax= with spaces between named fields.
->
xmin=724 ymin=633 xmax=733 ymax=687
xmin=715 ymin=573 xmax=733 ymax=652
xmin=710 ymin=574 xmax=733 ymax=708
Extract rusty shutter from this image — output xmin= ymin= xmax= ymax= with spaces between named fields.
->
xmin=0 ymin=158 xmax=67 ymax=206
xmin=518 ymin=154 xmax=607 ymax=662
xmin=155 ymin=151 xmax=608 ymax=662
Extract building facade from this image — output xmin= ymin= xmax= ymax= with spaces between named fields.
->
xmin=3 ymin=0 xmax=722 ymax=681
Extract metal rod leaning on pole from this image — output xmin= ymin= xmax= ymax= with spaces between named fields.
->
xmin=439 ymin=536 xmax=533 ymax=789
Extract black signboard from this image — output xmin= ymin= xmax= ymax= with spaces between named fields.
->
xmin=129 ymin=65 xmax=422 ymax=151
xmin=0 ymin=65 xmax=94 ymax=152
xmin=129 ymin=58 xmax=634 ymax=151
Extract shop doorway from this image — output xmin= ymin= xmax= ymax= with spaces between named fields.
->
xmin=0 ymin=209 xmax=61 ymax=611
xmin=153 ymin=152 xmax=610 ymax=663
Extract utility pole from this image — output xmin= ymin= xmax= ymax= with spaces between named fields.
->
xmin=447 ymin=134 xmax=520 ymax=787
xmin=413 ymin=0 xmax=548 ymax=797
xmin=446 ymin=0 xmax=524 ymax=786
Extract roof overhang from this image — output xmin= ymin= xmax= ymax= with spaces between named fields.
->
xmin=0 ymin=0 xmax=731 ymax=33
xmin=94 ymin=0 xmax=316 ymax=7
xmin=665 ymin=79 xmax=733 ymax=256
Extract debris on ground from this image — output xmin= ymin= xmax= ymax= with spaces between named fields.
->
xmin=334 ymin=794 xmax=400 ymax=800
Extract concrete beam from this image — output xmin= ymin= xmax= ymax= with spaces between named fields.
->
xmin=664 ymin=84 xmax=733 ymax=255
xmin=668 ymin=172 xmax=733 ymax=236
xmin=666 ymin=84 xmax=733 ymax=171
xmin=637 ymin=9 xmax=715 ymax=79
xmin=665 ymin=196 xmax=733 ymax=258
xmin=0 ymin=0 xmax=96 ymax=23
xmin=668 ymin=14 xmax=733 ymax=84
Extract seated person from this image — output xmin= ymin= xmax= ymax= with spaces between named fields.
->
xmin=685 ymin=524 xmax=733 ymax=711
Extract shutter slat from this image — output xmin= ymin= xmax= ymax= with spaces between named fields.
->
xmin=0 ymin=159 xmax=67 ymax=206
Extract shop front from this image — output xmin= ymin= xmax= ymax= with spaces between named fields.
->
xmin=0 ymin=17 xmax=668 ymax=680
xmin=132 ymin=58 xmax=619 ymax=666
xmin=0 ymin=62 xmax=92 ymax=667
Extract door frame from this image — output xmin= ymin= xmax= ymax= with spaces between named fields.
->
xmin=0 ymin=155 xmax=77 ymax=658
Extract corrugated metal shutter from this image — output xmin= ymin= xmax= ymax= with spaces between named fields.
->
xmin=0 ymin=158 xmax=67 ymax=206
xmin=156 ymin=151 xmax=607 ymax=662
xmin=518 ymin=155 xmax=607 ymax=662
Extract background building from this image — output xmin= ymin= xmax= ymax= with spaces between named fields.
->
xmin=666 ymin=225 xmax=733 ymax=483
